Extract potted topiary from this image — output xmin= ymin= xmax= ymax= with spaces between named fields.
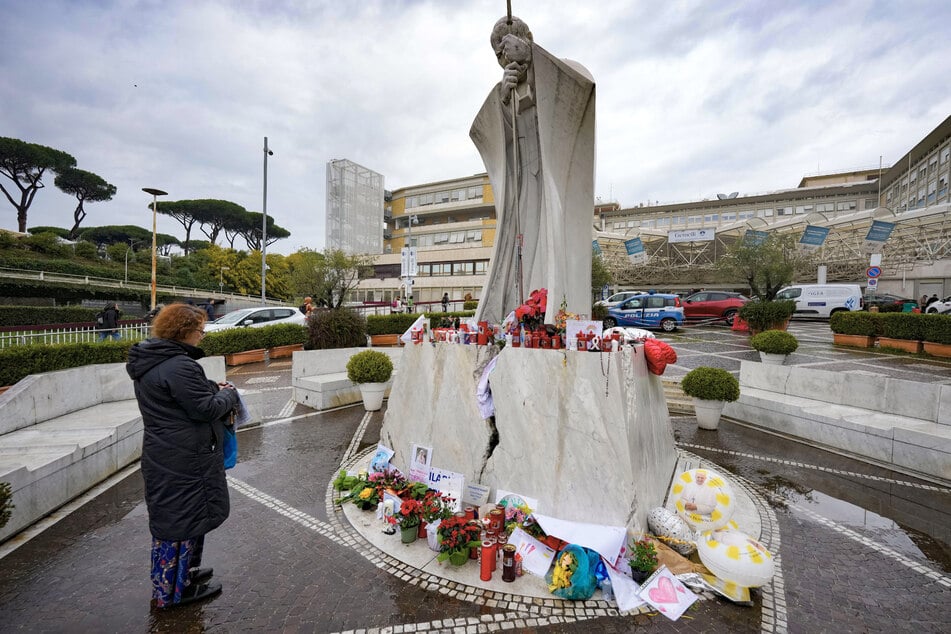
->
xmin=738 ymin=300 xmax=796 ymax=335
xmin=680 ymin=366 xmax=740 ymax=430
xmin=346 ymin=349 xmax=394 ymax=411
xmin=921 ymin=314 xmax=951 ymax=358
xmin=628 ymin=537 xmax=659 ymax=584
xmin=750 ymin=329 xmax=799 ymax=365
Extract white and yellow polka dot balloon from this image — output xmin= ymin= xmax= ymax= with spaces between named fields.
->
xmin=697 ymin=524 xmax=775 ymax=588
xmin=670 ymin=468 xmax=735 ymax=532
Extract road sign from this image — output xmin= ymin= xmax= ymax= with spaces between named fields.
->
xmin=866 ymin=266 xmax=882 ymax=278
xmin=867 ymin=278 xmax=878 ymax=289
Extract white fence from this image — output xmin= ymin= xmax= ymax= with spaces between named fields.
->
xmin=0 ymin=323 xmax=151 ymax=349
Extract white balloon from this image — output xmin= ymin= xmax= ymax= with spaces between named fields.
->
xmin=646 ymin=507 xmax=697 ymax=555
xmin=697 ymin=527 xmax=775 ymax=588
xmin=669 ymin=468 xmax=735 ymax=532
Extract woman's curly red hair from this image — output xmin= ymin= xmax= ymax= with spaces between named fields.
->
xmin=151 ymin=303 xmax=206 ymax=342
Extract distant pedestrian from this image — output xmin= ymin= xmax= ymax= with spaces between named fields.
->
xmin=441 ymin=293 xmax=450 ymax=312
xmin=920 ymin=294 xmax=929 ymax=309
xmin=393 ymin=297 xmax=403 ymax=314
xmin=204 ymin=299 xmax=216 ymax=322
xmin=145 ymin=304 xmax=164 ymax=324
xmin=299 ymin=296 xmax=314 ymax=315
xmin=97 ymin=303 xmax=122 ymax=341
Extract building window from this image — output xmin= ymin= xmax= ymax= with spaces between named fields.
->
xmin=475 ymin=261 xmax=488 ymax=274
xmin=776 ymin=207 xmax=792 ymax=216
xmin=449 ymin=231 xmax=465 ymax=244
xmin=467 ymin=230 xmax=483 ymax=242
xmin=836 ymin=201 xmax=856 ymax=211
xmin=758 ymin=209 xmax=772 ymax=217
xmin=436 ymin=190 xmax=450 ymax=204
xmin=406 ymin=196 xmax=418 ymax=208
xmin=418 ymin=263 xmax=431 ymax=276
xmin=816 ymin=203 xmax=835 ymax=213
xmin=688 ymin=215 xmax=702 ymax=224
xmin=419 ymin=193 xmax=434 ymax=206
xmin=703 ymin=214 xmax=719 ymax=222
xmin=721 ymin=213 xmax=736 ymax=221
xmin=927 ymin=181 xmax=937 ymax=204
xmin=864 ymin=198 xmax=877 ymax=209
xmin=467 ymin=186 xmax=482 ymax=199
xmin=938 ymin=175 xmax=948 ymax=198
xmin=941 ymin=146 xmax=950 ymax=164
xmin=613 ymin=222 xmax=624 ymax=229
xmin=656 ymin=217 xmax=669 ymax=226
xmin=795 ymin=204 xmax=814 ymax=214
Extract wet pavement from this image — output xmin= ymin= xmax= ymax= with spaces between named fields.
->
xmin=0 ymin=324 xmax=949 ymax=633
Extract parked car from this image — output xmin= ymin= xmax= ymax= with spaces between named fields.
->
xmin=603 ymin=293 xmax=684 ymax=332
xmin=595 ymin=291 xmax=644 ymax=308
xmin=863 ymin=293 xmax=917 ymax=311
xmin=925 ymin=296 xmax=951 ymax=314
xmin=681 ymin=291 xmax=749 ymax=325
xmin=204 ymin=306 xmax=307 ymax=333
xmin=774 ymin=284 xmax=863 ymax=318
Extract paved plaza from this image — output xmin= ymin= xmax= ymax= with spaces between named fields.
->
xmin=0 ymin=322 xmax=949 ymax=632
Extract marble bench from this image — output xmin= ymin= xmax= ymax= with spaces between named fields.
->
xmin=0 ymin=358 xmax=226 ymax=542
xmin=292 ymin=347 xmax=403 ymax=411
xmin=723 ymin=361 xmax=951 ymax=484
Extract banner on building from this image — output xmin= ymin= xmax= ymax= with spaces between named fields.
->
xmin=743 ymin=230 xmax=769 ymax=246
xmin=799 ymin=225 xmax=830 ymax=250
xmin=864 ymin=220 xmax=896 ymax=251
xmin=624 ymin=237 xmax=648 ymax=264
xmin=400 ymin=246 xmax=418 ymax=277
xmin=668 ymin=229 xmax=715 ymax=243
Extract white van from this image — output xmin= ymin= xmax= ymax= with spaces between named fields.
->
xmin=774 ymin=284 xmax=863 ymax=318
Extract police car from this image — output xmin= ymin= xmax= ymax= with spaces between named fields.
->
xmin=603 ymin=292 xmax=684 ymax=332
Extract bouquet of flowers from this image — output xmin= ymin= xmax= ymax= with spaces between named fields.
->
xmin=420 ymin=490 xmax=453 ymax=524
xmin=397 ymin=498 xmax=424 ymax=528
xmin=343 ymin=480 xmax=379 ymax=511
xmin=514 ymin=288 xmax=548 ymax=332
xmin=436 ymin=515 xmax=482 ymax=562
xmin=369 ymin=468 xmax=407 ymax=498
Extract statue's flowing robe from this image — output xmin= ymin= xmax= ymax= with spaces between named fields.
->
xmin=471 ymin=43 xmax=596 ymax=325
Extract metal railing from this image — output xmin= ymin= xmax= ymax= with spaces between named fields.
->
xmin=0 ymin=323 xmax=151 ymax=349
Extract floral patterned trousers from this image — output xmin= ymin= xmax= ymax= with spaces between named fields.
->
xmin=150 ymin=535 xmax=204 ymax=607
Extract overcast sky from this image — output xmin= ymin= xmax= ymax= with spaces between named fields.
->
xmin=2 ymin=0 xmax=949 ymax=255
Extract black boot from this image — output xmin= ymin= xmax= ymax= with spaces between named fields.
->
xmin=177 ymin=580 xmax=222 ymax=606
xmin=189 ymin=567 xmax=214 ymax=583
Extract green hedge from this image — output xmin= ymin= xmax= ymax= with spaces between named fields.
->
xmin=750 ymin=329 xmax=799 ymax=355
xmin=366 ymin=311 xmax=475 ymax=335
xmin=739 ymin=300 xmax=796 ymax=332
xmin=921 ymin=314 xmax=951 ymax=344
xmin=880 ymin=312 xmax=925 ymax=341
xmin=258 ymin=323 xmax=308 ymax=349
xmin=0 ymin=341 xmax=133 ymax=386
xmin=830 ymin=311 xmax=881 ymax=336
xmin=0 ymin=305 xmax=101 ymax=327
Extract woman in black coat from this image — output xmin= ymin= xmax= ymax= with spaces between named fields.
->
xmin=126 ymin=303 xmax=240 ymax=608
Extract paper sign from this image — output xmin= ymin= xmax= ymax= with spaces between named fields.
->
xmin=495 ymin=489 xmax=539 ymax=517
xmin=428 ymin=467 xmax=464 ymax=512
xmin=532 ymin=513 xmax=627 ymax=565
xmin=604 ymin=559 xmax=646 ymax=612
xmin=408 ymin=444 xmax=432 ymax=483
xmin=564 ymin=320 xmax=603 ymax=350
xmin=506 ymin=527 xmax=556 ymax=577
xmin=463 ymin=482 xmax=491 ymax=506
xmin=370 ymin=444 xmax=394 ymax=473
xmin=638 ymin=566 xmax=697 ymax=621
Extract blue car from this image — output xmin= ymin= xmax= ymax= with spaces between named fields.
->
xmin=603 ymin=293 xmax=684 ymax=332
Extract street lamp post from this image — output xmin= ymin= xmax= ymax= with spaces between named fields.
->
xmin=219 ymin=266 xmax=230 ymax=293
xmin=261 ymin=137 xmax=273 ymax=305
xmin=142 ymin=188 xmax=168 ymax=310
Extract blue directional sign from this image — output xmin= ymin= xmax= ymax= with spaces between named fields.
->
xmin=744 ymin=230 xmax=769 ymax=246
xmin=799 ymin=225 xmax=830 ymax=247
xmin=624 ymin=237 xmax=647 ymax=264
xmin=865 ymin=220 xmax=895 ymax=243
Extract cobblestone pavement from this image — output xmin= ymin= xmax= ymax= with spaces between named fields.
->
xmin=0 ymin=325 xmax=949 ymax=633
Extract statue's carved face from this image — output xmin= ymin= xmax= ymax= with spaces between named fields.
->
xmin=495 ymin=33 xmax=531 ymax=69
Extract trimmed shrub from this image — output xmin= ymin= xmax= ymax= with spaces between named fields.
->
xmin=680 ymin=367 xmax=740 ymax=402
xmin=750 ymin=329 xmax=799 ymax=355
xmin=346 ymin=349 xmax=394 ymax=383
xmin=463 ymin=300 xmax=478 ymax=310
xmin=199 ymin=327 xmax=267 ymax=356
xmin=0 ymin=305 xmax=100 ymax=327
xmin=920 ymin=314 xmax=951 ymax=345
xmin=738 ymin=300 xmax=796 ymax=332
xmin=307 ymin=308 xmax=367 ymax=349
xmin=879 ymin=313 xmax=925 ymax=341
xmin=830 ymin=311 xmax=881 ymax=336
xmin=0 ymin=340 xmax=133 ymax=387
xmin=258 ymin=323 xmax=308 ymax=349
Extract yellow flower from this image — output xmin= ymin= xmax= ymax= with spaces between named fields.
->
xmin=359 ymin=487 xmax=373 ymax=500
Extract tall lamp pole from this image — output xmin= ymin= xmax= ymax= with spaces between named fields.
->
xmin=142 ymin=188 xmax=168 ymax=310
xmin=219 ymin=265 xmax=230 ymax=292
xmin=261 ymin=137 xmax=273 ymax=305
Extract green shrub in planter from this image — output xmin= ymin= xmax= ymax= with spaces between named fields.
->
xmin=199 ymin=327 xmax=267 ymax=356
xmin=879 ymin=313 xmax=924 ymax=341
xmin=259 ymin=323 xmax=308 ymax=349
xmin=680 ymin=367 xmax=740 ymax=402
xmin=346 ymin=349 xmax=393 ymax=384
xmin=738 ymin=300 xmax=796 ymax=332
xmin=830 ymin=311 xmax=881 ymax=336
xmin=367 ymin=311 xmax=475 ymax=335
xmin=0 ymin=341 xmax=133 ymax=386
xmin=0 ymin=481 xmax=13 ymax=530
xmin=920 ymin=314 xmax=951 ymax=344
xmin=463 ymin=300 xmax=478 ymax=310
xmin=307 ymin=308 xmax=367 ymax=349
xmin=750 ymin=330 xmax=799 ymax=355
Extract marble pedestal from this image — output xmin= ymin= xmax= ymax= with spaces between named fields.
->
xmin=380 ymin=343 xmax=678 ymax=532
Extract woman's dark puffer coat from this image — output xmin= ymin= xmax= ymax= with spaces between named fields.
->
xmin=126 ymin=338 xmax=240 ymax=541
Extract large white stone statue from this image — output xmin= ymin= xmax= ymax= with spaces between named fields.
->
xmin=472 ymin=16 xmax=596 ymax=325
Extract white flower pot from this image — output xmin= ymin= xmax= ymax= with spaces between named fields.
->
xmin=759 ymin=352 xmax=787 ymax=365
xmin=359 ymin=382 xmax=387 ymax=411
xmin=693 ymin=398 xmax=726 ymax=430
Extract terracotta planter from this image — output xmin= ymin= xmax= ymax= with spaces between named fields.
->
xmin=877 ymin=337 xmax=923 ymax=353
xmin=224 ymin=349 xmax=267 ymax=365
xmin=922 ymin=342 xmax=951 ymax=358
xmin=370 ymin=334 xmax=401 ymax=347
xmin=268 ymin=343 xmax=303 ymax=358
xmin=833 ymin=333 xmax=876 ymax=348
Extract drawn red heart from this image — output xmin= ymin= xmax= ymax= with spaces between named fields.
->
xmin=648 ymin=576 xmax=679 ymax=604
